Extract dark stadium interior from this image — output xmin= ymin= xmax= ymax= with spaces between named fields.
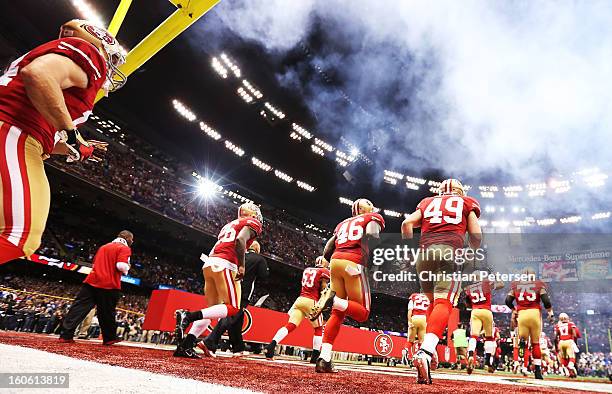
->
xmin=1 ymin=1 xmax=612 ymax=390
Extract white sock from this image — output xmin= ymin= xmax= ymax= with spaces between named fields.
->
xmin=533 ymin=358 xmax=542 ymax=366
xmin=332 ymin=297 xmax=348 ymax=311
xmin=420 ymin=333 xmax=439 ymax=355
xmin=484 ymin=340 xmax=497 ymax=355
xmin=188 ymin=319 xmax=211 ymax=337
xmin=468 ymin=337 xmax=477 ymax=353
xmin=200 ymin=304 xmax=229 ymax=320
xmin=272 ymin=327 xmax=289 ymax=343
xmin=320 ymin=343 xmax=333 ymax=362
xmin=313 ymin=335 xmax=322 ymax=351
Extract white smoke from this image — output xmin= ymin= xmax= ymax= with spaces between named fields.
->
xmin=209 ymin=0 xmax=612 ymax=182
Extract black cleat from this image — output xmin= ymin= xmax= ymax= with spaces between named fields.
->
xmin=310 ymin=286 xmax=336 ymax=321
xmin=265 ymin=340 xmax=277 ymax=359
xmin=310 ymin=350 xmax=320 ymax=364
xmin=174 ymin=309 xmax=190 ymax=343
xmin=534 ymin=365 xmax=543 ymax=380
xmin=315 ymin=358 xmax=338 ymax=373
xmin=173 ymin=346 xmax=200 ymax=359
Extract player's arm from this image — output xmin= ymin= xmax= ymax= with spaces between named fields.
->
xmin=465 ymin=293 xmax=473 ymax=309
xmin=20 ymin=54 xmax=87 ymax=131
xmin=407 ymin=300 xmax=414 ymax=323
xmin=466 ymin=211 xmax=482 ymax=249
xmin=401 ymin=210 xmax=422 ymax=239
xmin=234 ymin=227 xmax=255 ymax=280
xmin=322 ymin=235 xmax=336 ymax=261
xmin=540 ymin=287 xmax=554 ymax=322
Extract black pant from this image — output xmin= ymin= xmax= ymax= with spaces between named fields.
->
xmin=60 ymin=284 xmax=121 ymax=342
xmin=205 ymin=308 xmax=246 ymax=353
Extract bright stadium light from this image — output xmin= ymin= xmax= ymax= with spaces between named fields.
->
xmin=237 ymin=87 xmax=253 ymax=103
xmin=220 ymin=53 xmax=241 ymax=77
xmin=383 ymin=176 xmax=397 ymax=185
xmin=291 ymin=123 xmax=312 ymax=139
xmin=297 ymin=181 xmax=315 ymax=192
xmin=537 ymin=218 xmax=557 ymax=226
xmin=592 ymin=211 xmax=611 ymax=220
xmin=406 ymin=182 xmax=419 ymax=190
xmin=242 ymin=79 xmax=263 ymax=99
xmin=339 ymin=197 xmax=354 ymax=206
xmin=224 ymin=140 xmax=245 ymax=157
xmin=251 ymin=157 xmax=272 ymax=172
xmin=290 ymin=131 xmax=302 ymax=141
xmin=199 ymin=122 xmax=221 ymax=140
xmin=384 ymin=170 xmax=404 ymax=179
xmin=197 ymin=178 xmax=222 ymax=199
xmin=72 ymin=0 xmax=105 ymax=27
xmin=383 ymin=209 xmax=401 ymax=218
xmin=313 ymin=138 xmax=333 ymax=152
xmin=264 ymin=102 xmax=285 ymax=119
xmin=350 ymin=147 xmax=360 ymax=157
xmin=211 ymin=57 xmax=228 ymax=78
xmin=560 ymin=216 xmax=582 ymax=224
xmin=172 ymin=99 xmax=196 ymax=121
xmin=274 ymin=170 xmax=293 ymax=183
xmin=336 ymin=157 xmax=348 ymax=167
xmin=406 ymin=175 xmax=427 ymax=185
xmin=311 ymin=144 xmax=325 ymax=156
xmin=480 ymin=191 xmax=495 ymax=199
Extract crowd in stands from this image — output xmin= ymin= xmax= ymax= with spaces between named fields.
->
xmin=578 ymin=352 xmax=612 ymax=378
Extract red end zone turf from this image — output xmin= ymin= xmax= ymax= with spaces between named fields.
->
xmin=0 ymin=331 xmax=595 ymax=394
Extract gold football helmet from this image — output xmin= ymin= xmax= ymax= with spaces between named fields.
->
xmin=351 ymin=198 xmax=375 ymax=216
xmin=558 ymin=312 xmax=570 ymax=323
xmin=238 ymin=202 xmax=263 ymax=223
xmin=59 ymin=19 xmax=126 ymax=92
xmin=439 ymin=178 xmax=465 ymax=196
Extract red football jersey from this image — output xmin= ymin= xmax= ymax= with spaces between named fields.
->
xmin=84 ymin=240 xmax=131 ymax=290
xmin=210 ymin=217 xmax=262 ymax=265
xmin=465 ymin=280 xmax=493 ymax=310
xmin=332 ymin=212 xmax=385 ymax=265
xmin=510 ymin=280 xmax=547 ymax=311
xmin=408 ymin=293 xmax=430 ymax=316
xmin=555 ymin=321 xmax=578 ymax=341
xmin=417 ymin=194 xmax=480 ymax=249
xmin=299 ymin=267 xmax=330 ymax=301
xmin=0 ymin=37 xmax=107 ymax=154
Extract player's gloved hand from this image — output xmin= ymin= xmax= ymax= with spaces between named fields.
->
xmin=58 ymin=128 xmax=108 ymax=163
xmin=547 ymin=311 xmax=555 ymax=323
xmin=235 ymin=264 xmax=245 ymax=281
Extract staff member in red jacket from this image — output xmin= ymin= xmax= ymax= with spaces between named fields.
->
xmin=59 ymin=230 xmax=133 ymax=345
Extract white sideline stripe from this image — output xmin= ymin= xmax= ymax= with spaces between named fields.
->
xmin=5 ymin=126 xmax=24 ymax=247
xmin=0 ymin=343 xmax=261 ymax=394
xmin=58 ymin=42 xmax=101 ymax=79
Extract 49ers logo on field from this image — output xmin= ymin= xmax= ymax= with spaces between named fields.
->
xmin=81 ymin=23 xmax=116 ymax=45
xmin=374 ymin=334 xmax=393 ymax=356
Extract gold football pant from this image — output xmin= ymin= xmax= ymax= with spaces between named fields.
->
xmin=289 ymin=296 xmax=324 ymax=328
xmin=330 ymin=258 xmax=371 ymax=313
xmin=203 ymin=266 xmax=242 ymax=309
xmin=0 ymin=122 xmax=49 ymax=263
xmin=470 ymin=308 xmax=494 ymax=338
xmin=415 ymin=244 xmax=462 ymax=305
xmin=517 ymin=309 xmax=542 ymax=344
xmin=558 ymin=339 xmax=576 ymax=359
xmin=408 ymin=315 xmax=427 ymax=343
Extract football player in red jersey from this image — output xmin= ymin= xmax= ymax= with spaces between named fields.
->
xmin=0 ymin=20 xmax=125 ymax=264
xmin=464 ymin=273 xmax=504 ymax=374
xmin=309 ymin=198 xmax=385 ymax=373
xmin=403 ymin=292 xmax=430 ymax=364
xmin=554 ymin=312 xmax=579 ymax=378
xmin=174 ymin=203 xmax=263 ymax=358
xmin=505 ymin=267 xmax=555 ymax=380
xmin=401 ymin=178 xmax=482 ymax=384
xmin=265 ymin=256 xmax=330 ymax=362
